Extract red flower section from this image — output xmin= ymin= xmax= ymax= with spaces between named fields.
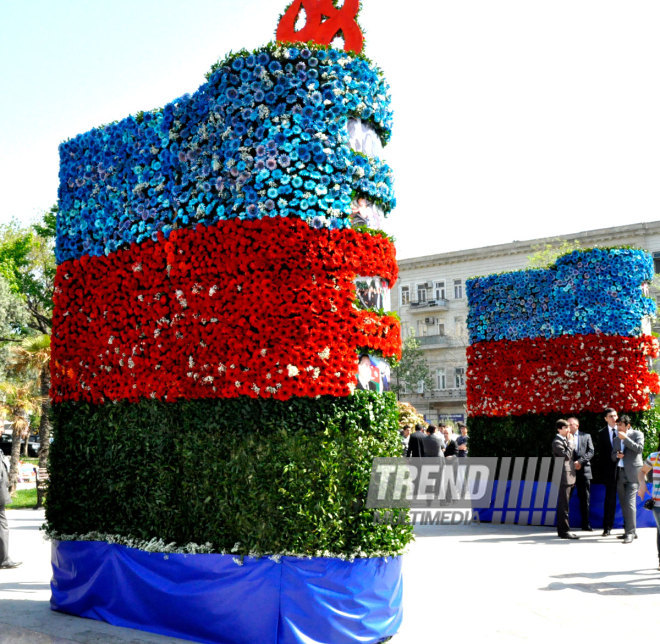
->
xmin=467 ymin=334 xmax=660 ymax=417
xmin=51 ymin=218 xmax=400 ymax=404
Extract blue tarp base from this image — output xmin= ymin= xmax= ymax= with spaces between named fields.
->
xmin=51 ymin=541 xmax=402 ymax=644
xmin=474 ymin=481 xmax=656 ymax=529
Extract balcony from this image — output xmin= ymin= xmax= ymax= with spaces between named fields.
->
xmin=417 ymin=334 xmax=450 ymax=347
xmin=401 ymin=387 xmax=466 ymax=403
xmin=408 ymin=298 xmax=449 ymax=311
xmin=432 ymin=387 xmax=466 ymax=401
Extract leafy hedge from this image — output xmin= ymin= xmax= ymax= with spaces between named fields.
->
xmin=469 ymin=408 xmax=660 ymax=483
xmin=46 ymin=391 xmax=412 ymax=557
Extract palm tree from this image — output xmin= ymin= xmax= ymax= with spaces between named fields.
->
xmin=0 ymin=381 xmax=39 ymax=495
xmin=6 ymin=334 xmax=51 ymax=505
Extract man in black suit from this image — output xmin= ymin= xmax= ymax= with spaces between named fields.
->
xmin=422 ymin=425 xmax=444 ymax=458
xmin=552 ymin=419 xmax=579 ymax=539
xmin=597 ymin=407 xmax=619 ymax=536
xmin=567 ymin=416 xmax=594 ymax=531
xmin=406 ymin=424 xmax=426 ymax=458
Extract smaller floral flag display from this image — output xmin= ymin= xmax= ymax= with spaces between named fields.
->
xmin=466 ymin=248 xmax=658 ymax=418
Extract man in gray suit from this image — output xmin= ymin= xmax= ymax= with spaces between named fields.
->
xmin=552 ymin=419 xmax=579 ymax=539
xmin=422 ymin=425 xmax=445 ymax=458
xmin=0 ymin=454 xmax=21 ymax=568
xmin=612 ymin=415 xmax=644 ymax=544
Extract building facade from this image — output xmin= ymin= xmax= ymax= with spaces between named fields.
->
xmin=393 ymin=221 xmax=660 ymax=425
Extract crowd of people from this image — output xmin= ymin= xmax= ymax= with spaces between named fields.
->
xmin=400 ymin=422 xmax=469 ymax=459
xmin=552 ymin=407 xmax=660 ymax=570
xmin=399 ymin=409 xmax=660 ymax=571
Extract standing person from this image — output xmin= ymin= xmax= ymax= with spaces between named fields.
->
xmin=0 ymin=452 xmax=21 ymax=569
xmin=456 ymin=423 xmax=468 ymax=457
xmin=400 ymin=425 xmax=411 ymax=457
xmin=612 ymin=415 xmax=644 ymax=544
xmin=441 ymin=426 xmax=458 ymax=457
xmin=598 ymin=407 xmax=619 ymax=536
xmin=567 ymin=416 xmax=594 ymax=531
xmin=553 ymin=419 xmax=579 ymax=539
xmin=422 ymin=425 xmax=444 ymax=458
xmin=406 ymin=423 xmax=426 ymax=458
xmin=637 ymin=439 xmax=660 ymax=569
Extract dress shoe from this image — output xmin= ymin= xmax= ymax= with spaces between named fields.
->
xmin=581 ymin=526 xmax=593 ymax=532
xmin=0 ymin=561 xmax=22 ymax=569
xmin=622 ymin=534 xmax=635 ymax=544
xmin=601 ymin=529 xmax=611 ymax=536
xmin=559 ymin=533 xmax=580 ymax=540
xmin=617 ymin=533 xmax=637 ymax=540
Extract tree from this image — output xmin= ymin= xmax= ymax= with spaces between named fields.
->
xmin=397 ymin=401 xmax=425 ymax=430
xmin=391 ymin=336 xmax=434 ymax=399
xmin=0 ymin=208 xmax=56 ymax=485
xmin=0 ymin=274 xmax=30 ymax=379
xmin=7 ymin=334 xmax=51 ymax=504
xmin=0 ymin=381 xmax=39 ymax=495
xmin=527 ymin=239 xmax=583 ymax=269
xmin=0 ymin=205 xmax=56 ymax=335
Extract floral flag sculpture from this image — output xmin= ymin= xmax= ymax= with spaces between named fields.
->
xmin=466 ymin=248 xmax=659 ymax=418
xmin=47 ymin=3 xmax=409 ymax=643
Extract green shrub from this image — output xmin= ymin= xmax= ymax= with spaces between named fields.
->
xmin=46 ymin=392 xmax=412 ymax=557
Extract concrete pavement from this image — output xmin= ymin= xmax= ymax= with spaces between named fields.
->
xmin=0 ymin=509 xmax=658 ymax=643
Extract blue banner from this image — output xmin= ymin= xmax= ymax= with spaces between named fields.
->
xmin=51 ymin=542 xmax=402 ymax=644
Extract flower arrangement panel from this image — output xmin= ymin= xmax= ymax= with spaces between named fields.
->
xmin=56 ymin=45 xmax=394 ymax=264
xmin=51 ymin=217 xmax=400 ymax=404
xmin=466 ymin=333 xmax=660 ymax=417
xmin=467 ymin=248 xmax=655 ymax=344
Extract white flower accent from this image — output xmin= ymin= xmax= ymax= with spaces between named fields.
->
xmin=318 ymin=347 xmax=330 ymax=360
xmin=287 ymin=364 xmax=299 ymax=377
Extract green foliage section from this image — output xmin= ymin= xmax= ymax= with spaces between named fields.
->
xmin=46 ymin=392 xmax=412 ymax=556
xmin=469 ymin=408 xmax=660 ymax=483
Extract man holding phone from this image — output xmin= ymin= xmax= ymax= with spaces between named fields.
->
xmin=612 ymin=415 xmax=644 ymax=544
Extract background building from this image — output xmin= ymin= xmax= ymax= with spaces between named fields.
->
xmin=393 ymin=221 xmax=660 ymax=425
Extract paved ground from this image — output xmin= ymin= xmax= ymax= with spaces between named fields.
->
xmin=0 ymin=509 xmax=658 ymax=643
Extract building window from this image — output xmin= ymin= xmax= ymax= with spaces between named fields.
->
xmin=417 ymin=284 xmax=427 ymax=303
xmin=455 ymin=367 xmax=465 ymax=388
xmin=435 ymin=281 xmax=445 ymax=300
xmin=436 ymin=368 xmax=446 ymax=390
xmin=400 ymin=285 xmax=410 ymax=305
xmin=454 ymin=279 xmax=463 ymax=299
xmin=454 ymin=316 xmax=466 ymax=337
xmin=653 ymin=252 xmax=660 ymax=274
xmin=438 ymin=323 xmax=445 ymax=336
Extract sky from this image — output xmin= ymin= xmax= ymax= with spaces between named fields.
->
xmin=1 ymin=0 xmax=659 ymax=259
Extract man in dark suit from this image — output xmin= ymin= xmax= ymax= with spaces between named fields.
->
xmin=612 ymin=415 xmax=644 ymax=544
xmin=406 ymin=423 xmax=426 ymax=458
xmin=567 ymin=416 xmax=594 ymax=531
xmin=0 ymin=454 xmax=21 ymax=569
xmin=597 ymin=407 xmax=619 ymax=536
xmin=552 ymin=419 xmax=579 ymax=539
xmin=422 ymin=425 xmax=444 ymax=458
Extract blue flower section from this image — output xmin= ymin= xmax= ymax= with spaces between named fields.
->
xmin=57 ymin=45 xmax=395 ymax=264
xmin=467 ymin=248 xmax=656 ymax=343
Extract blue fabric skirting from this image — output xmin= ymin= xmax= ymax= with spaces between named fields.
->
xmin=474 ymin=481 xmax=656 ymax=528
xmin=51 ymin=541 xmax=402 ymax=644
